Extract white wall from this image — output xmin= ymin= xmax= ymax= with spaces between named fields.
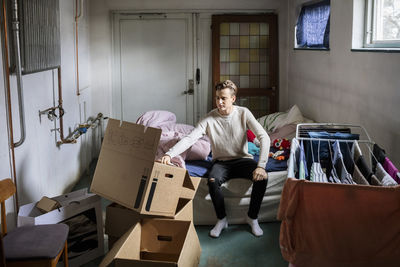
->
xmin=0 ymin=0 xmax=100 ymax=225
xmin=287 ymin=0 xmax=400 ymax=166
xmin=88 ymin=0 xmax=290 ymax=121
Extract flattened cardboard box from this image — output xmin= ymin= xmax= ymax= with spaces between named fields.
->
xmin=36 ymin=196 xmax=61 ymax=213
xmin=100 ymin=219 xmax=201 ymax=267
xmin=18 ymin=188 xmax=104 ymax=267
xmin=91 ymin=119 xmax=198 ymax=217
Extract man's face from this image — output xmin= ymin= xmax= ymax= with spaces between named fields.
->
xmin=215 ymin=88 xmax=236 ymax=113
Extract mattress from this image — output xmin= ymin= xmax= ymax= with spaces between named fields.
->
xmin=186 ymin=156 xmax=288 ymax=225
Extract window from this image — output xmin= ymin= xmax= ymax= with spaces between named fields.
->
xmin=212 ymin=14 xmax=279 ymax=117
xmin=295 ymin=0 xmax=330 ymax=49
xmin=364 ymin=0 xmax=400 ymax=48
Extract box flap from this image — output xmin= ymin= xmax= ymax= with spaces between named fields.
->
xmin=105 ymin=203 xmax=142 ymax=237
xmin=91 ymin=119 xmax=162 ymax=209
xmin=100 ymin=224 xmax=141 ymax=267
xmin=180 ymin=176 xmax=201 ymax=200
xmin=101 ymin=119 xmax=161 ymax=162
xmin=177 ymin=222 xmax=201 ymax=267
xmin=36 ymin=196 xmax=61 ymax=213
xmin=140 ymin=163 xmax=185 ymax=215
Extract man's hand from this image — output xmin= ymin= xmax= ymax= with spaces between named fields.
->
xmin=253 ymin=167 xmax=268 ymax=181
xmin=161 ymin=155 xmax=172 ymax=165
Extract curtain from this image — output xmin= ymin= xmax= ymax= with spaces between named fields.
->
xmin=296 ymin=0 xmax=330 ymax=48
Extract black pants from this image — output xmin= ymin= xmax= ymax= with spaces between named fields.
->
xmin=208 ymin=158 xmax=267 ymax=220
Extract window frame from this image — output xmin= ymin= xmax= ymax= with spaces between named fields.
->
xmin=364 ymin=0 xmax=400 ymax=48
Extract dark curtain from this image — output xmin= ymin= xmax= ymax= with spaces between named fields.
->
xmin=296 ymin=0 xmax=330 ymax=48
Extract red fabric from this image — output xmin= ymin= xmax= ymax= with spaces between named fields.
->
xmin=247 ymin=129 xmax=256 ymax=142
xmin=278 ymin=178 xmax=400 ymax=267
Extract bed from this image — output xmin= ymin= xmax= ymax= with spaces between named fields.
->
xmin=136 ymin=105 xmax=312 ymax=225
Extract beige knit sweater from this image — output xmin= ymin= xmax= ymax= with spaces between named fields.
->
xmin=166 ymin=106 xmax=270 ymax=168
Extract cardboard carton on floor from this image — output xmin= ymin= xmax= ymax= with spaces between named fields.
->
xmin=90 ymin=118 xmax=199 ymax=217
xmin=106 ymin=199 xmax=196 ymax=249
xmin=100 ymin=219 xmax=201 ymax=267
xmin=18 ymin=188 xmax=104 ymax=267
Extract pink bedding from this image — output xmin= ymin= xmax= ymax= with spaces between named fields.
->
xmin=136 ymin=110 xmax=211 ymax=168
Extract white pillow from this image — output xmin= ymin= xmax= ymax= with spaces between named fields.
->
xmin=257 ymin=105 xmax=304 ymax=132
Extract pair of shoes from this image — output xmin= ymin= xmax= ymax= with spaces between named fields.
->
xmin=209 ymin=217 xmax=228 ymax=238
xmin=246 ymin=216 xmax=263 ymax=237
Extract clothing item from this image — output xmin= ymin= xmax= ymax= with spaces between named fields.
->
xmin=331 ymin=141 xmax=354 ymax=184
xmin=166 ymin=106 xmax=270 ymax=168
xmin=370 ymin=174 xmax=382 ymax=186
xmin=372 ymin=143 xmax=386 ymax=171
xmin=375 ymin=162 xmax=397 ymax=186
xmin=310 ymin=162 xmax=328 ymax=183
xmin=356 ymin=155 xmax=373 ymax=184
xmin=352 ymin=164 xmax=369 ymax=185
xmin=353 ymin=140 xmax=362 ymax=161
xmin=299 ymin=140 xmax=308 ymax=180
xmin=383 ymin=157 xmax=400 ymax=183
xmin=288 ymin=138 xmax=300 ymax=178
xmin=207 ymin=158 xmax=267 ymax=219
xmin=329 ymin=166 xmax=342 ymax=184
xmin=304 ymin=132 xmax=357 ymax=179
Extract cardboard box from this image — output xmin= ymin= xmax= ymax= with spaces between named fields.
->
xmin=90 ymin=119 xmax=199 ymax=217
xmin=100 ymin=219 xmax=201 ymax=267
xmin=18 ymin=188 xmax=104 ymax=267
xmin=35 ymin=196 xmax=61 ymax=213
xmin=106 ymin=200 xmax=194 ymax=249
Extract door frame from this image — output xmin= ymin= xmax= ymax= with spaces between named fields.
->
xmin=111 ymin=12 xmax=195 ymax=124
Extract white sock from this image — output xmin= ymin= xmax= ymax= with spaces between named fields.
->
xmin=246 ymin=216 xmax=263 ymax=237
xmin=209 ymin=217 xmax=228 ymax=238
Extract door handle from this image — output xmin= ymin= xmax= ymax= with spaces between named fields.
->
xmin=183 ymin=89 xmax=194 ymax=95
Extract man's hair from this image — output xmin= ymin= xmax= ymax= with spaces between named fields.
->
xmin=215 ymin=80 xmax=238 ymax=96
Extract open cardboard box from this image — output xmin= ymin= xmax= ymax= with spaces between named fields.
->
xmin=18 ymin=189 xmax=104 ymax=267
xmin=105 ymin=199 xmax=196 ymax=249
xmin=101 ymin=219 xmax=201 ymax=267
xmin=91 ymin=119 xmax=200 ymax=217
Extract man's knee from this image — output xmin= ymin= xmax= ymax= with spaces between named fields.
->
xmin=208 ymin=177 xmax=222 ymax=186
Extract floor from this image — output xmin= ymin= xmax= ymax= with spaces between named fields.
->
xmin=73 ymin=160 xmax=288 ymax=267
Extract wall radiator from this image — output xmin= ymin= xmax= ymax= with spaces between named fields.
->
xmin=10 ymin=0 xmax=60 ymax=74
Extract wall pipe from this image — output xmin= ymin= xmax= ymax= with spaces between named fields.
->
xmin=1 ymin=0 xmax=20 ymax=211
xmin=10 ymin=0 xmax=25 ymax=147
xmin=75 ymin=0 xmax=83 ymax=96
xmin=57 ymin=66 xmax=75 ymax=145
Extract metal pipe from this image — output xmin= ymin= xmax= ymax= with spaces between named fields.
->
xmin=11 ymin=0 xmax=25 ymax=147
xmin=1 ymin=0 xmax=20 ymax=211
xmin=75 ymin=0 xmax=80 ymax=96
xmin=57 ymin=66 xmax=75 ymax=145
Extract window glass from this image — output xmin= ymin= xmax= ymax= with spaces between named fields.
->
xmin=219 ymin=22 xmax=270 ymax=87
xmin=364 ymin=0 xmax=400 ymax=48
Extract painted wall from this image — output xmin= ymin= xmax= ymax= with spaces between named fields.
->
xmin=287 ymin=0 xmax=400 ymax=166
xmin=88 ymin=0 xmax=290 ymax=121
xmin=0 ymin=0 xmax=100 ymax=225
